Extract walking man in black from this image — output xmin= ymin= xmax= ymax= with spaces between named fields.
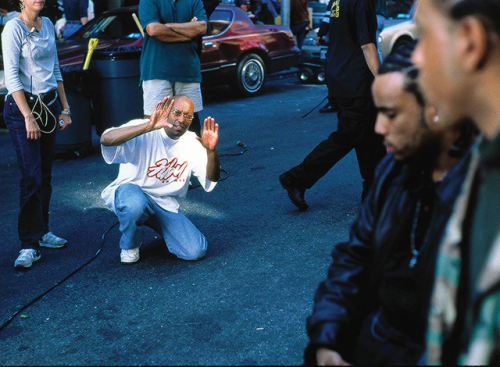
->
xmin=279 ymin=0 xmax=386 ymax=211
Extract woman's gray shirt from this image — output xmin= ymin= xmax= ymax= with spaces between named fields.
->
xmin=2 ymin=17 xmax=62 ymax=96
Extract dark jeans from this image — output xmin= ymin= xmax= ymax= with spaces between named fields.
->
xmin=350 ymin=311 xmax=425 ymax=365
xmin=286 ymin=96 xmax=385 ymax=199
xmin=4 ymin=94 xmax=61 ymax=250
xmin=291 ymin=21 xmax=309 ymax=50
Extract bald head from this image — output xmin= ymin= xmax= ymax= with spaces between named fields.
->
xmin=173 ymin=95 xmax=193 ymax=108
xmin=164 ymin=95 xmax=195 ymax=140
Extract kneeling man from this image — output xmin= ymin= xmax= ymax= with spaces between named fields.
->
xmin=100 ymin=95 xmax=220 ymax=263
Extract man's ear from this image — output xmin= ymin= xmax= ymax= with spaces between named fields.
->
xmin=424 ymin=105 xmax=439 ymax=128
xmin=457 ymin=16 xmax=491 ymax=71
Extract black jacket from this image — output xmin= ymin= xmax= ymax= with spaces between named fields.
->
xmin=304 ymin=150 xmax=472 ymax=364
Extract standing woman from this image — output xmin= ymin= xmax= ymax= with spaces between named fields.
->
xmin=2 ymin=0 xmax=72 ymax=268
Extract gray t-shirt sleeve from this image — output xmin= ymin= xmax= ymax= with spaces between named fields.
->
xmin=1 ymin=20 xmax=25 ymax=94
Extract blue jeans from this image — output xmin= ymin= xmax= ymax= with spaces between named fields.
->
xmin=4 ymin=94 xmax=61 ymax=250
xmin=63 ymin=21 xmax=82 ymax=39
xmin=114 ymin=183 xmax=207 ymax=260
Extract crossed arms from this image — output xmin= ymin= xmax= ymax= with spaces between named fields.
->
xmin=146 ymin=17 xmax=207 ymax=42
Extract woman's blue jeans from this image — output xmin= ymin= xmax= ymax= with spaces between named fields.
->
xmin=114 ymin=183 xmax=207 ymax=260
xmin=4 ymin=94 xmax=61 ymax=250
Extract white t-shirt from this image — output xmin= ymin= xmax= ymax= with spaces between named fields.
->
xmin=101 ymin=119 xmax=217 ymax=213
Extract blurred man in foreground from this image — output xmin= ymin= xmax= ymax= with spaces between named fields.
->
xmin=412 ymin=0 xmax=500 ymax=364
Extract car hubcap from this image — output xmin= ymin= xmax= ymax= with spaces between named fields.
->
xmin=242 ymin=59 xmax=264 ymax=92
xmin=300 ymin=72 xmax=309 ymax=81
xmin=317 ymin=72 xmax=325 ymax=83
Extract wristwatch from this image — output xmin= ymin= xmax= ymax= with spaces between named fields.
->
xmin=61 ymin=109 xmax=71 ymax=115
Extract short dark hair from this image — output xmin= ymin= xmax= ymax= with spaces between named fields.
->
xmin=432 ymin=0 xmax=500 ymax=36
xmin=378 ymin=40 xmax=425 ymax=107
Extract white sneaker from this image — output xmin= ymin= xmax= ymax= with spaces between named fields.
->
xmin=120 ymin=244 xmax=142 ymax=264
xmin=39 ymin=232 xmax=67 ymax=248
xmin=15 ymin=249 xmax=41 ymax=268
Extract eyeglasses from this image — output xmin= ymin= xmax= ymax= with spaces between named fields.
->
xmin=171 ymin=109 xmax=194 ymax=122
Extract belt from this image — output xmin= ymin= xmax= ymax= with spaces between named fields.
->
xmin=24 ymin=89 xmax=58 ymax=107
xmin=370 ymin=311 xmax=420 ymax=346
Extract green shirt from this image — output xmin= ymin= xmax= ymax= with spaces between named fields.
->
xmin=139 ymin=0 xmax=207 ymax=83
xmin=470 ymin=132 xmax=500 ymax=288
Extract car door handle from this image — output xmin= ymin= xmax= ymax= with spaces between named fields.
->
xmin=204 ymin=42 xmax=215 ymax=47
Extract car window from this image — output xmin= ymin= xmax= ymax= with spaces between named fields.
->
xmin=72 ymin=13 xmax=142 ymax=40
xmin=209 ymin=10 xmax=232 ymax=35
xmin=376 ymin=0 xmax=413 ymax=19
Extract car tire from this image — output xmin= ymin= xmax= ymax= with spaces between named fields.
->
xmin=298 ymin=67 xmax=314 ymax=84
xmin=316 ymin=69 xmax=326 ymax=84
xmin=233 ymin=54 xmax=266 ymax=97
xmin=392 ymin=37 xmax=413 ymax=54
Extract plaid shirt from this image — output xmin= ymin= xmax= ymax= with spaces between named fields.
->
xmin=427 ymin=136 xmax=500 ymax=365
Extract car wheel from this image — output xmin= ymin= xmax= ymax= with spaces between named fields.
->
xmin=234 ymin=54 xmax=266 ymax=97
xmin=316 ymin=70 xmax=326 ymax=84
xmin=298 ymin=67 xmax=314 ymax=84
xmin=392 ymin=37 xmax=413 ymax=53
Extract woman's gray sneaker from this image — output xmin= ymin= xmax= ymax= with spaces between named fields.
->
xmin=15 ymin=249 xmax=41 ymax=268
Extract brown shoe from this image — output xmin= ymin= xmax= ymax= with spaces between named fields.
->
xmin=279 ymin=173 xmax=308 ymax=211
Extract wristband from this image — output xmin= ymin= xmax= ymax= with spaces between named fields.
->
xmin=61 ymin=109 xmax=71 ymax=115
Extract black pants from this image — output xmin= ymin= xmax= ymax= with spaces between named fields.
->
xmin=291 ymin=21 xmax=310 ymax=50
xmin=286 ymin=96 xmax=385 ymax=199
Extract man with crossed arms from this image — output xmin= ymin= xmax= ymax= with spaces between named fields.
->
xmin=100 ymin=96 xmax=220 ymax=264
xmin=139 ymin=0 xmax=207 ymax=137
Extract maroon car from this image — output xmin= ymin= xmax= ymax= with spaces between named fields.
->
xmin=56 ymin=5 xmax=300 ymax=96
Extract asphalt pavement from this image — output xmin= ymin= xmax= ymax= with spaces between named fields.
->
xmin=0 ymin=75 xmax=365 ymax=365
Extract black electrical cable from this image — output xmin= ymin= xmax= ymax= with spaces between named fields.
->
xmin=217 ymin=141 xmax=248 ymax=157
xmin=188 ymin=168 xmax=230 ymax=190
xmin=0 ymin=222 xmax=119 ymax=332
xmin=0 ymin=141 xmax=248 ymax=332
xmin=301 ymin=95 xmax=329 ymax=118
xmin=189 ymin=142 xmax=248 ymax=190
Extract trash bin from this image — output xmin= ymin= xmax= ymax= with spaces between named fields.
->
xmin=90 ymin=47 xmax=143 ymax=136
xmin=56 ymin=65 xmax=93 ymax=157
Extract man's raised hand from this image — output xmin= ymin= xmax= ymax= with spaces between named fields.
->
xmin=147 ymin=97 xmax=174 ymax=131
xmin=196 ymin=117 xmax=219 ymax=151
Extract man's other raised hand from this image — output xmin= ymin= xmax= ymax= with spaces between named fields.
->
xmin=197 ymin=117 xmax=219 ymax=151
